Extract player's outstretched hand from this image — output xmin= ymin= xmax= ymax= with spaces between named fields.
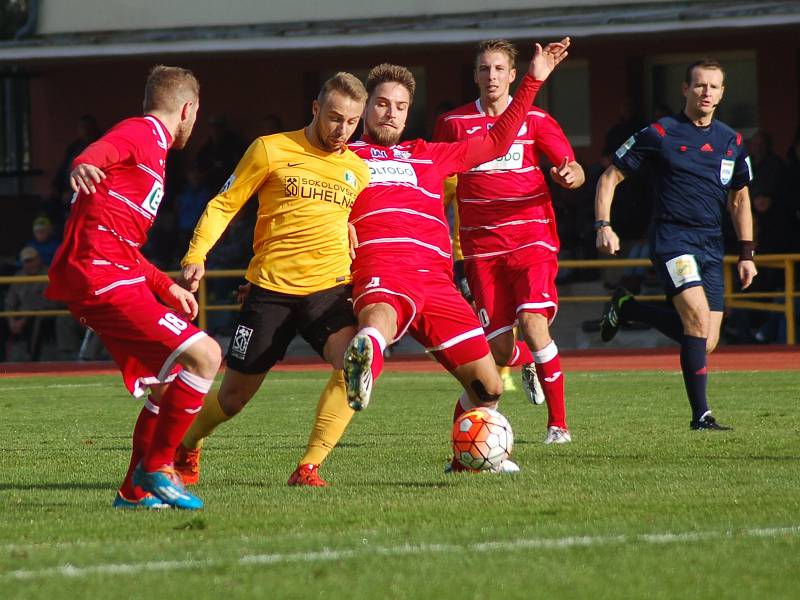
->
xmin=528 ymin=36 xmax=570 ymax=81
xmin=738 ymin=259 xmax=757 ymax=290
xmin=70 ymin=163 xmax=106 ymax=194
xmin=596 ymin=226 xmax=620 ymax=256
xmin=165 ymin=283 xmax=199 ymax=320
xmin=550 ymin=156 xmax=582 ymax=188
xmin=348 ymin=223 xmax=359 ymax=259
xmin=180 ymin=263 xmax=206 ymax=293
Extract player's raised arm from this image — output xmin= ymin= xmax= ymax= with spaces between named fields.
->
xmin=454 ymin=38 xmax=571 ymax=173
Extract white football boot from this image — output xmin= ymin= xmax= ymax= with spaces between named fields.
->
xmin=543 ymin=426 xmax=572 ymax=445
xmin=521 ymin=363 xmax=545 ymax=405
xmin=343 ymin=333 xmax=374 ymax=411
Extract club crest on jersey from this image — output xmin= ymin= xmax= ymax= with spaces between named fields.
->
xmin=616 ymin=135 xmax=636 ymax=159
xmin=344 ymin=170 xmax=357 ymax=188
xmin=285 ymin=176 xmax=299 ymax=197
xmin=392 ymin=149 xmax=411 ymax=159
xmin=370 ymin=148 xmax=388 ymax=159
xmin=720 ymin=159 xmax=735 ymax=185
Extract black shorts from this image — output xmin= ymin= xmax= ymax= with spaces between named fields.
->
xmin=651 ymin=224 xmax=725 ymax=312
xmin=225 ymin=284 xmax=356 ymax=374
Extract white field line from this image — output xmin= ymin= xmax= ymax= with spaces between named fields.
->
xmin=0 ymin=382 xmax=110 ymax=392
xmin=4 ymin=525 xmax=799 ymax=581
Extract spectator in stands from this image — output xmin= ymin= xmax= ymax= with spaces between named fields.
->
xmin=777 ymin=125 xmax=800 ymax=251
xmin=195 ymin=115 xmax=245 ymax=192
xmin=747 ymin=129 xmax=784 ymax=198
xmin=27 ymin=216 xmax=60 ymax=265
xmin=5 ymin=247 xmax=56 ymax=360
xmin=53 ymin=116 xmax=102 ymax=201
xmin=175 ymin=163 xmax=211 ymax=263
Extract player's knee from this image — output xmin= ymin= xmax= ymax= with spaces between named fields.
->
xmin=706 ymin=337 xmax=719 ymax=354
xmin=218 ymin=388 xmax=248 ymax=417
xmin=470 ymin=378 xmax=502 ymax=407
xmin=194 ymin=337 xmax=222 ymax=379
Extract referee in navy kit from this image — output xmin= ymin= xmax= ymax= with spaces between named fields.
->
xmin=594 ymin=57 xmax=757 ymax=431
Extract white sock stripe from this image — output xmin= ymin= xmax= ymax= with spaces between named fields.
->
xmin=177 ymin=370 xmax=213 ymax=394
xmin=510 ymin=344 xmax=520 ymax=366
xmin=360 ymin=327 xmax=387 ymax=353
xmin=143 ymin=398 xmax=160 ymax=415
xmin=533 ymin=341 xmax=559 ymax=364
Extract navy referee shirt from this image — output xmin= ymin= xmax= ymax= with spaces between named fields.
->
xmin=613 ymin=112 xmax=752 ymax=230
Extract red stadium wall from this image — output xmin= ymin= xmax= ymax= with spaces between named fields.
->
xmin=23 ymin=27 xmax=800 ymax=201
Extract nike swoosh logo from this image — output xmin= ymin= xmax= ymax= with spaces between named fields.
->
xmin=288 ymin=162 xmax=303 ymax=167
xmin=544 ymin=371 xmax=562 ymax=383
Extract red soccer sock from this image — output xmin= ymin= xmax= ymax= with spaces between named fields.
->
xmin=505 ymin=340 xmax=534 ymax=367
xmin=452 ymin=392 xmax=475 ymax=422
xmin=141 ymin=372 xmax=211 ymax=472
xmin=533 ymin=341 xmax=567 ymax=429
xmin=119 ymin=395 xmax=160 ymax=500
xmin=360 ymin=327 xmax=386 ymax=383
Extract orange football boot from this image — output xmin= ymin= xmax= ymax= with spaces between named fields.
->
xmin=287 ymin=463 xmax=328 ymax=487
xmin=174 ymin=443 xmax=201 ymax=485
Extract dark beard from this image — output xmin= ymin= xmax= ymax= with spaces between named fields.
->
xmin=367 ymin=124 xmax=401 ymax=147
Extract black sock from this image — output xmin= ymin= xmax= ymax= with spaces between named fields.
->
xmin=620 ymin=298 xmax=684 ymax=343
xmin=680 ymin=335 xmax=709 ymax=421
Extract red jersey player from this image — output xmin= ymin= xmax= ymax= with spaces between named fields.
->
xmin=342 ymin=38 xmax=570 ymax=472
xmin=433 ymin=39 xmax=585 ymax=445
xmin=46 ymin=66 xmax=222 ymax=510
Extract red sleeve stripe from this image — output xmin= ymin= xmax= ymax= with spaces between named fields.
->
xmin=652 ymin=123 xmax=666 ymax=137
xmin=736 ymin=133 xmax=742 ymax=146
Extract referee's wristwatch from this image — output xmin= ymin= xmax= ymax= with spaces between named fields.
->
xmin=593 ymin=219 xmax=611 ymax=231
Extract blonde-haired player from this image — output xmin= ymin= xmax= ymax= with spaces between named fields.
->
xmin=174 ymin=73 xmax=370 ymax=487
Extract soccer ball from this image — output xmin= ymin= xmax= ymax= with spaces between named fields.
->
xmin=452 ymin=407 xmax=514 ymax=471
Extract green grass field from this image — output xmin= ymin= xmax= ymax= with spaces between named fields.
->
xmin=1 ymin=368 xmax=799 ymax=599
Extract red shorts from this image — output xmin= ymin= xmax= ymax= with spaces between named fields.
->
xmin=68 ymin=283 xmax=207 ymax=397
xmin=465 ymin=246 xmax=559 ymax=341
xmin=352 ymin=268 xmax=489 ymax=371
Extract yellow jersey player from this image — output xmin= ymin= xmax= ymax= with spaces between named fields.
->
xmin=174 ymin=72 xmax=370 ymax=487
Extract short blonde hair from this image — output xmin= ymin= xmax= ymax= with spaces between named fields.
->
xmin=476 ymin=39 xmax=518 ymax=70
xmin=365 ymin=64 xmax=416 ymax=104
xmin=318 ymin=72 xmax=368 ymax=105
xmin=143 ymin=65 xmax=200 ymax=113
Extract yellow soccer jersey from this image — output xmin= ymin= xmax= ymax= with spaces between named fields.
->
xmin=184 ymin=129 xmax=370 ymax=295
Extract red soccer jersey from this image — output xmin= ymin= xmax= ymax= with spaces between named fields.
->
xmin=350 ymin=74 xmax=544 ymax=277
xmin=46 ymin=116 xmax=174 ymax=302
xmin=433 ymin=100 xmax=574 ymax=260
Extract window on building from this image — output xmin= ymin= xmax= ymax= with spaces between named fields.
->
xmin=647 ymin=52 xmax=758 ymax=135
xmin=522 ymin=59 xmax=591 ymax=147
xmin=0 ymin=0 xmax=28 ymax=40
xmin=0 ymin=70 xmax=33 ymax=178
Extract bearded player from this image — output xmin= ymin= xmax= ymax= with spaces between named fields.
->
xmin=172 ymin=73 xmax=370 ymax=487
xmin=46 ymin=66 xmax=222 ymax=510
xmin=341 ymin=38 xmax=570 ymax=472
xmin=433 ymin=39 xmax=585 ymax=445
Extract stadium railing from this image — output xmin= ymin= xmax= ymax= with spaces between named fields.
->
xmin=1 ymin=255 xmax=798 ymax=345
